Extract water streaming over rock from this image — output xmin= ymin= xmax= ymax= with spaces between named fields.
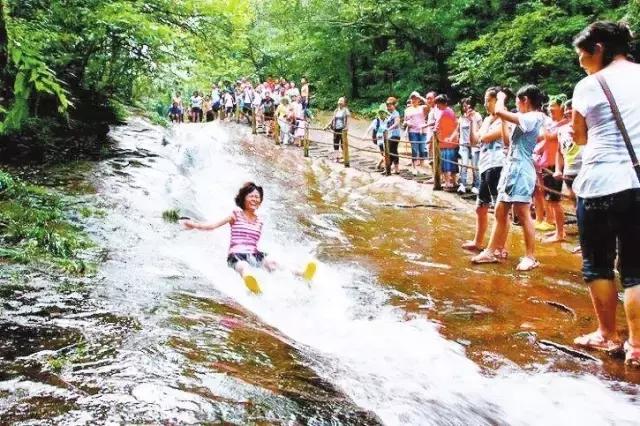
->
xmin=1 ymin=119 xmax=639 ymax=425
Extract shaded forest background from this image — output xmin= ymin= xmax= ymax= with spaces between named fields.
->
xmin=1 ymin=0 xmax=639 ymax=146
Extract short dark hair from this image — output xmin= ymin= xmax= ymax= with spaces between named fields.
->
xmin=235 ymin=182 xmax=263 ymax=209
xmin=516 ymin=85 xmax=545 ymax=110
xmin=573 ymin=21 xmax=633 ymax=67
xmin=434 ymin=94 xmax=449 ymax=105
xmin=461 ymin=97 xmax=475 ymax=109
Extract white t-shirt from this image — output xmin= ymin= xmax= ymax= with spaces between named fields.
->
xmin=425 ymin=108 xmax=440 ymax=142
xmin=191 ymin=96 xmax=202 ymax=109
xmin=224 ymin=93 xmax=233 ymax=108
xmin=459 ymin=112 xmax=483 ymax=151
xmin=211 ymin=89 xmax=221 ymax=104
xmin=287 ymin=87 xmax=300 ymax=98
xmin=572 ymin=60 xmax=640 ymax=198
xmin=252 ymin=93 xmax=263 ymax=108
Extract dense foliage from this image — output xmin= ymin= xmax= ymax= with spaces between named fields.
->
xmin=249 ymin=0 xmax=637 ymax=109
xmin=0 ymin=0 xmax=638 ymax=135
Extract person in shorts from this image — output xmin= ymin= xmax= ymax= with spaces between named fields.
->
xmin=462 ymin=87 xmax=508 ymax=255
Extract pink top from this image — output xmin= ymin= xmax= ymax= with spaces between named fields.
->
xmin=534 ymin=118 xmax=568 ymax=169
xmin=229 ymin=209 xmax=263 ymax=254
xmin=404 ymin=106 xmax=427 ymax=133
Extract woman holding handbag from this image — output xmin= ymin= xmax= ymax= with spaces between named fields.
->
xmin=571 ymin=21 xmax=640 ymax=367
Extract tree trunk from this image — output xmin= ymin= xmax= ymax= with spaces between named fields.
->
xmin=0 ymin=0 xmax=13 ymax=108
xmin=348 ymin=50 xmax=359 ymax=100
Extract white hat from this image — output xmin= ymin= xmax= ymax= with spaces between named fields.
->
xmin=410 ymin=91 xmax=421 ymax=98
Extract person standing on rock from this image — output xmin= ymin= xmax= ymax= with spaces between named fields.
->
xmin=386 ymin=97 xmax=402 ymax=174
xmin=570 ymin=21 xmax=640 ymax=367
xmin=325 ymin=97 xmax=351 ymax=162
xmin=471 ymin=85 xmax=546 ymax=271
xmin=462 ymin=87 xmax=509 ymax=254
xmin=301 ymin=78 xmax=310 ymax=110
xmin=404 ymin=91 xmax=430 ymax=175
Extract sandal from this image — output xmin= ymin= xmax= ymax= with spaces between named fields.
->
xmin=494 ymin=249 xmax=508 ymax=260
xmin=515 ymin=256 xmax=540 ymax=271
xmin=461 ymin=241 xmax=483 ymax=252
xmin=574 ymin=331 xmax=623 ymax=353
xmin=624 ymin=341 xmax=640 ymax=367
xmin=471 ymin=249 xmax=499 ymax=264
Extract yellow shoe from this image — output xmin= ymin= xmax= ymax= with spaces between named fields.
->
xmin=243 ymin=274 xmax=261 ymax=294
xmin=302 ymin=261 xmax=317 ymax=282
xmin=534 ymin=221 xmax=555 ymax=232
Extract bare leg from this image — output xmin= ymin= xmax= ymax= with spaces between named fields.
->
xmin=473 ymin=205 xmax=490 ymax=247
xmin=588 ymin=279 xmax=621 ymax=341
xmin=625 ymin=286 xmax=640 ymax=346
xmin=513 ymin=202 xmax=536 ymax=258
xmin=533 ymin=185 xmax=546 ymax=223
xmin=544 ymin=198 xmax=555 ymax=225
xmin=487 ymin=202 xmax=511 ymax=251
xmin=544 ymin=201 xmax=565 ymax=242
xmin=234 ymin=261 xmax=252 ymax=278
xmin=263 ymin=256 xmax=279 ymax=272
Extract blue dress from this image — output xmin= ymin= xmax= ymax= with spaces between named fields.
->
xmin=496 ymin=112 xmax=545 ymax=203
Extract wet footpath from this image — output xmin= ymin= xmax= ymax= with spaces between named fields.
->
xmin=0 ymin=118 xmax=639 ymax=425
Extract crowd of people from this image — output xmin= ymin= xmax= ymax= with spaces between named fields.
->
xmin=168 ymin=77 xmax=312 ymax=145
xmin=169 ymin=21 xmax=639 ymax=367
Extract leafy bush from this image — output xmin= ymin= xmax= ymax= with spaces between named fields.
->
xmin=0 ymin=170 xmax=93 ymax=273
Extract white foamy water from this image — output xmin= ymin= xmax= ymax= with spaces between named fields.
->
xmin=108 ymin=119 xmax=640 ymax=426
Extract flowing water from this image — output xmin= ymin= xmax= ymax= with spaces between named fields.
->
xmin=1 ymin=118 xmax=640 ymax=425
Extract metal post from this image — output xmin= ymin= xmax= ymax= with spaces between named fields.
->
xmin=433 ymin=135 xmax=442 ymax=190
xmin=383 ymin=131 xmax=391 ymax=176
xmin=342 ymin=129 xmax=350 ymax=167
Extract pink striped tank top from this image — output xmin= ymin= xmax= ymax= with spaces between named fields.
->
xmin=229 ymin=209 xmax=263 ymax=254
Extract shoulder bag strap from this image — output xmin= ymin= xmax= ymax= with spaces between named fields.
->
xmin=595 ymin=73 xmax=640 ymax=183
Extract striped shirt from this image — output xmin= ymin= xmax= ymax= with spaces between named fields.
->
xmin=229 ymin=209 xmax=263 ymax=254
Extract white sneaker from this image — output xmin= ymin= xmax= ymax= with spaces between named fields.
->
xmin=457 ymin=184 xmax=466 ymax=194
xmin=471 ymin=187 xmax=479 ymax=195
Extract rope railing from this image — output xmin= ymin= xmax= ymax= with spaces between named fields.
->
xmin=234 ymin=114 xmax=572 ymax=199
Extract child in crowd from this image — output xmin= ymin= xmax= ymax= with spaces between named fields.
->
xmin=364 ymin=105 xmax=389 ymax=171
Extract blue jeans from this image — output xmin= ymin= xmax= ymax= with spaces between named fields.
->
xmin=408 ymin=132 xmax=427 ymax=161
xmin=577 ymin=189 xmax=640 ymax=288
xmin=459 ymin=146 xmax=471 ymax=185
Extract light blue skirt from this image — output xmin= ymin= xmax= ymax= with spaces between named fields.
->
xmin=496 ymin=159 xmax=535 ymax=203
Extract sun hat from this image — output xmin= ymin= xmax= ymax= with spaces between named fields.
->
xmin=409 ymin=91 xmax=421 ymax=98
xmin=377 ymin=103 xmax=390 ymax=114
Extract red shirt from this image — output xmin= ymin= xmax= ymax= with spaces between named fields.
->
xmin=435 ymin=107 xmax=458 ymax=149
